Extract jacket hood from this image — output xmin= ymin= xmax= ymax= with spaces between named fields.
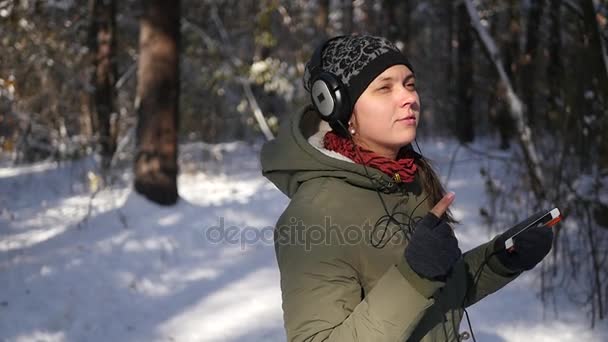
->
xmin=260 ymin=106 xmax=419 ymax=198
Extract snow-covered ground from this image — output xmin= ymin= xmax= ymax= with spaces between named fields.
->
xmin=0 ymin=138 xmax=606 ymax=342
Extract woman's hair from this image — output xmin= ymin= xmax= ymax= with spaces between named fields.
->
xmin=415 ymin=156 xmax=457 ymax=224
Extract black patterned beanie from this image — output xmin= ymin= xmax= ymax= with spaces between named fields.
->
xmin=303 ymin=34 xmax=414 ymax=114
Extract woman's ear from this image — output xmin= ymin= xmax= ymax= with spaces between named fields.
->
xmin=349 ymin=111 xmax=358 ymax=130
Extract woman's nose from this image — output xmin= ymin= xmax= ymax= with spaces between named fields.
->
xmin=397 ymin=86 xmax=418 ymax=107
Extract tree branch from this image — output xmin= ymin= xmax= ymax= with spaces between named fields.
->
xmin=183 ymin=9 xmax=275 ymax=141
xmin=115 ymin=60 xmax=137 ymax=90
xmin=463 ymin=0 xmax=546 ymax=198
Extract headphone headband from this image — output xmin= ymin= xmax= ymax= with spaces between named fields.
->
xmin=307 ymin=35 xmax=348 ymax=86
xmin=308 ymin=35 xmax=352 ymax=136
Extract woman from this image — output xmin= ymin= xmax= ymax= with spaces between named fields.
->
xmin=260 ymin=35 xmax=553 ymax=342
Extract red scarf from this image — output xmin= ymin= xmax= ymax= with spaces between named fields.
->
xmin=323 ymin=131 xmax=418 ymax=183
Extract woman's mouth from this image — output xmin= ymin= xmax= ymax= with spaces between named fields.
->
xmin=396 ymin=115 xmax=417 ymax=126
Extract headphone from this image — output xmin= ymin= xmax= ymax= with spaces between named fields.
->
xmin=307 ymin=36 xmax=352 ymax=131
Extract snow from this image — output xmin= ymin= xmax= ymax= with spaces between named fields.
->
xmin=1 ymin=139 xmax=606 ymax=342
xmin=572 ymin=172 xmax=608 ymax=205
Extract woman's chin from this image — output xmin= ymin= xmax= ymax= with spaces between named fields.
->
xmin=396 ymin=131 xmax=416 ymax=146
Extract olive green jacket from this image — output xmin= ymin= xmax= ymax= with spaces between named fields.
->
xmin=260 ymin=107 xmax=519 ymax=341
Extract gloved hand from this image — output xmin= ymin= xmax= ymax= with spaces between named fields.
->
xmin=494 ymin=211 xmax=554 ymax=272
xmin=405 ymin=193 xmax=462 ymax=281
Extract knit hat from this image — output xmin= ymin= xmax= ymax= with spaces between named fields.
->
xmin=303 ymin=35 xmax=414 ymax=115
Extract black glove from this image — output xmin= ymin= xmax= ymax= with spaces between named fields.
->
xmin=494 ymin=211 xmax=554 ymax=272
xmin=405 ymin=213 xmax=462 ymax=281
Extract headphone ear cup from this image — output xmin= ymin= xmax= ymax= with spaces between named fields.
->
xmin=310 ymin=75 xmax=336 ymax=119
xmin=310 ymin=72 xmax=351 ymax=126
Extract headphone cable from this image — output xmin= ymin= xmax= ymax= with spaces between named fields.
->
xmin=337 ymin=121 xmax=486 ymax=341
xmin=338 ymin=120 xmax=428 ymax=248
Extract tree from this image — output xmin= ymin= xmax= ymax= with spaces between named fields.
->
xmin=521 ymin=0 xmax=544 ymax=127
xmin=317 ymin=0 xmax=330 ymax=39
xmin=342 ymin=0 xmax=353 ymax=34
xmin=456 ymin=2 xmax=474 ymax=143
xmin=546 ymin=0 xmax=562 ymax=116
xmin=464 ymin=0 xmax=607 ymax=323
xmin=380 ymin=0 xmax=410 ymax=47
xmin=487 ymin=0 xmax=520 ymax=149
xmin=580 ymin=0 xmax=608 ymax=171
xmin=88 ymin=0 xmax=118 ymax=170
xmin=133 ymin=0 xmax=180 ymax=205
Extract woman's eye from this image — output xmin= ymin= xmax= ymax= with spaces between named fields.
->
xmin=406 ymin=83 xmax=416 ymax=90
xmin=378 ymin=86 xmax=390 ymax=92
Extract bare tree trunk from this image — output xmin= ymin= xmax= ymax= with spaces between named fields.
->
xmin=317 ymin=0 xmax=330 ymax=38
xmin=446 ymin=1 xmax=453 ymax=82
xmin=456 ymin=2 xmax=474 ymax=143
xmin=383 ymin=0 xmax=398 ymax=41
xmin=79 ymin=90 xmax=94 ymax=139
xmin=547 ymin=0 xmax=576 ymax=172
xmin=580 ymin=0 xmax=608 ymax=92
xmin=133 ymin=0 xmax=180 ymax=205
xmin=398 ymin=0 xmax=411 ymax=49
xmin=443 ymin=0 xmax=460 ymax=138
xmin=88 ymin=0 xmax=118 ymax=170
xmin=547 ymin=0 xmax=562 ymax=108
xmin=521 ymin=0 xmax=544 ymax=127
xmin=362 ymin=0 xmax=376 ymax=33
xmin=580 ymin=0 xmax=608 ymax=170
xmin=342 ymin=0 xmax=353 ymax=34
xmin=494 ymin=0 xmax=521 ymax=149
xmin=505 ymin=0 xmax=521 ymax=83
xmin=464 ymin=0 xmax=546 ymax=197
xmin=573 ymin=21 xmax=592 ymax=171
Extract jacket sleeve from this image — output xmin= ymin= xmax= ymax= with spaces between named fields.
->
xmin=275 ymin=215 xmax=442 ymax=342
xmin=461 ymin=235 xmax=521 ymax=307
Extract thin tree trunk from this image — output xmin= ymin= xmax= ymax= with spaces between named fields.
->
xmin=400 ymin=0 xmax=411 ymax=49
xmin=79 ymin=90 xmax=94 ymax=139
xmin=580 ymin=0 xmax=608 ymax=92
xmin=446 ymin=1 xmax=453 ymax=82
xmin=521 ymin=0 xmax=544 ymax=127
xmin=384 ymin=0 xmax=399 ymax=41
xmin=317 ymin=0 xmax=330 ymax=38
xmin=362 ymin=0 xmax=376 ymax=33
xmin=580 ymin=0 xmax=608 ymax=170
xmin=464 ymin=0 xmax=546 ymax=197
xmin=444 ymin=0 xmax=460 ymax=139
xmin=88 ymin=0 xmax=118 ymax=170
xmin=505 ymin=0 xmax=520 ymax=85
xmin=342 ymin=0 xmax=353 ymax=34
xmin=574 ymin=17 xmax=591 ymax=172
xmin=495 ymin=0 xmax=521 ymax=149
xmin=547 ymin=0 xmax=562 ymax=110
xmin=456 ymin=2 xmax=474 ymax=143
xmin=133 ymin=0 xmax=180 ymax=205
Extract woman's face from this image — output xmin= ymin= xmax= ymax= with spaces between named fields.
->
xmin=350 ymin=64 xmax=420 ymax=159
